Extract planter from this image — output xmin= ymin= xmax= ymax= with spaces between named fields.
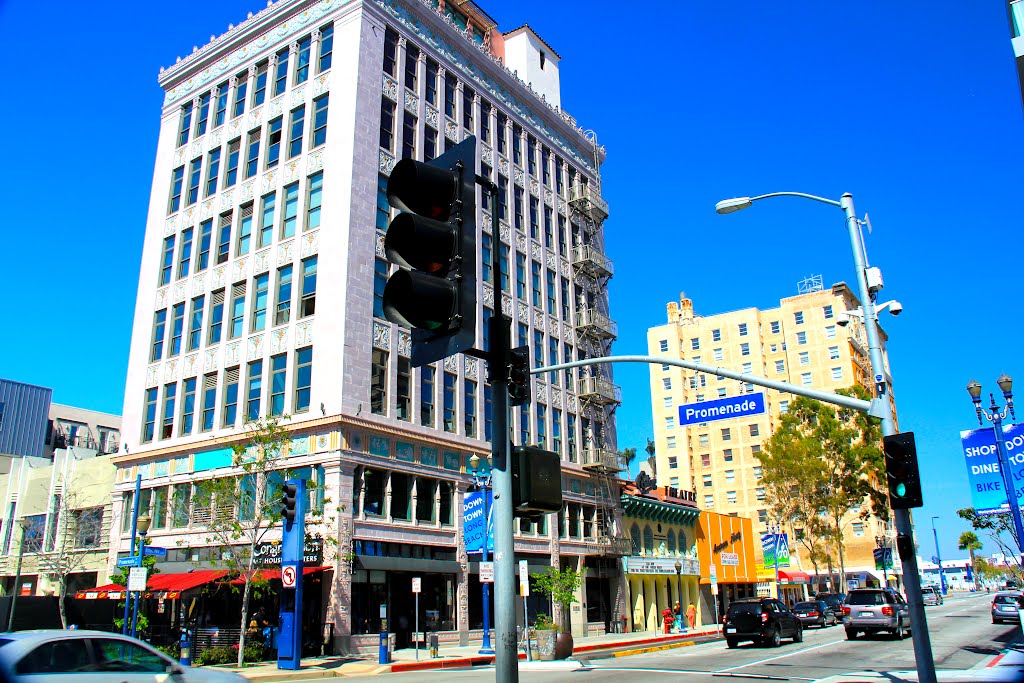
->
xmin=554 ymin=631 xmax=574 ymax=660
xmin=535 ymin=629 xmax=557 ymax=661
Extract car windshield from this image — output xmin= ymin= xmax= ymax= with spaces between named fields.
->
xmin=793 ymin=602 xmax=818 ymax=611
xmin=728 ymin=603 xmax=762 ymax=616
xmin=845 ymin=591 xmax=886 ymax=606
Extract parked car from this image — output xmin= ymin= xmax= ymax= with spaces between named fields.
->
xmin=922 ymin=586 xmax=944 ymax=606
xmin=814 ymin=592 xmax=847 ymax=612
xmin=842 ymin=588 xmax=911 ymax=640
xmin=991 ymin=591 xmax=1024 ymax=624
xmin=723 ymin=597 xmax=803 ymax=649
xmin=0 ymin=630 xmax=245 ymax=682
xmin=791 ymin=599 xmax=839 ymax=628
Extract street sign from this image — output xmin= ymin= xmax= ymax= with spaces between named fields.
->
xmin=519 ymin=560 xmax=529 ymax=596
xmin=678 ymin=393 xmax=766 ymax=427
xmin=710 ymin=564 xmax=718 ymax=595
xmin=143 ymin=546 xmax=167 ymax=557
xmin=720 ymin=552 xmax=739 ymax=566
xmin=117 ymin=556 xmax=138 ymax=568
xmin=960 ymin=423 xmax=1024 ymax=515
xmin=282 ymin=565 xmax=297 ymax=588
xmin=412 ymin=577 xmax=422 ymax=593
xmin=128 ymin=567 xmax=148 ymax=592
xmin=480 ymin=561 xmax=494 ymax=583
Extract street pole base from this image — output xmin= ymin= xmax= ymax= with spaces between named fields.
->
xmin=479 ymin=647 xmax=496 ymax=655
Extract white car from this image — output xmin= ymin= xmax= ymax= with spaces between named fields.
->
xmin=0 ymin=630 xmax=245 ymax=682
xmin=921 ymin=586 xmax=943 ymax=606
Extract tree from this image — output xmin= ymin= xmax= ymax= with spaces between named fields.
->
xmin=110 ymin=554 xmax=160 ymax=632
xmin=760 ymin=387 xmax=885 ymax=589
xmin=531 ymin=566 xmax=582 ymax=632
xmin=958 ymin=531 xmax=983 ymax=590
xmin=619 ymin=447 xmax=637 ymax=471
xmin=956 ymin=507 xmax=1022 ymax=575
xmin=645 ymin=438 xmax=656 ymax=460
xmin=34 ymin=458 xmax=112 ymax=629
xmin=190 ymin=415 xmax=328 ymax=668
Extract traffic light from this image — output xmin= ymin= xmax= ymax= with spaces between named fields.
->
xmin=512 ymin=445 xmax=562 ymax=515
xmin=281 ymin=482 xmax=298 ymax=526
xmin=883 ymin=432 xmax=923 ymax=509
xmin=382 ymin=136 xmax=477 ymax=366
xmin=508 ymin=346 xmax=531 ymax=406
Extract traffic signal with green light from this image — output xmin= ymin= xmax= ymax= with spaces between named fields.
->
xmin=382 ymin=136 xmax=477 ymax=366
xmin=883 ymin=432 xmax=923 ymax=509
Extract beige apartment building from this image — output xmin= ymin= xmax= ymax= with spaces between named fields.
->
xmin=646 ymin=278 xmax=900 ymax=593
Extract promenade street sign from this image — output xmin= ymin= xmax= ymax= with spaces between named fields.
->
xmin=143 ymin=546 xmax=167 ymax=557
xmin=116 ymin=557 xmax=138 ymax=568
xmin=960 ymin=423 xmax=1024 ymax=515
xmin=679 ymin=393 xmax=766 ymax=427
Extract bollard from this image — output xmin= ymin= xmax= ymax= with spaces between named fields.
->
xmin=429 ymin=632 xmax=439 ymax=658
xmin=179 ymin=628 xmax=191 ymax=666
xmin=378 ymin=630 xmax=390 ymax=664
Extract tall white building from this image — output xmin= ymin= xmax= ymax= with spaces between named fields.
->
xmin=114 ymin=0 xmax=622 ymax=652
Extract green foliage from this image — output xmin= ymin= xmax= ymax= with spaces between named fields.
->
xmin=155 ymin=642 xmax=180 ymax=659
xmin=957 ymin=507 xmax=1022 ymax=575
xmin=195 ymin=647 xmax=235 ymax=666
xmin=620 ymin=447 xmax=637 ymax=469
xmin=645 ymin=438 xmax=656 ymax=458
xmin=243 ymin=643 xmax=268 ymax=662
xmin=534 ymin=613 xmax=557 ymax=630
xmin=958 ymin=531 xmax=982 ymax=553
xmin=760 ymin=386 xmax=884 ymax=581
xmin=532 ymin=566 xmax=582 ymax=630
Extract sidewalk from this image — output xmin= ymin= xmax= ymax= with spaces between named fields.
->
xmin=219 ymin=625 xmax=724 ymax=680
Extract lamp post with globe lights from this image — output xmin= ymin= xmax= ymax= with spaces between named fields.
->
xmin=966 ymin=375 xmax=1023 ymax=568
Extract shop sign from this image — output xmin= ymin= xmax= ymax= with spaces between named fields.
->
xmin=720 ymin=552 xmax=739 ymax=566
xmin=254 ymin=537 xmax=323 ymax=567
xmin=625 ymin=557 xmax=699 ymax=575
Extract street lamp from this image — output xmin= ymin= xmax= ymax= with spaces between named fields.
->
xmin=966 ymin=375 xmax=1023 ymax=569
xmin=931 ymin=517 xmax=946 ymax=596
xmin=674 ymin=560 xmax=683 ymax=632
xmin=7 ymin=519 xmax=32 ymax=632
xmin=716 ymin=190 xmax=938 ymax=683
xmin=130 ymin=514 xmax=151 ymax=640
xmin=469 ymin=455 xmax=495 ymax=655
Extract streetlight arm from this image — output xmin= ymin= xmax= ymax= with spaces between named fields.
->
xmin=749 ymin=192 xmax=843 ymax=208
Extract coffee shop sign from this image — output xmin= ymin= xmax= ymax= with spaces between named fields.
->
xmin=254 ymin=537 xmax=324 ymax=567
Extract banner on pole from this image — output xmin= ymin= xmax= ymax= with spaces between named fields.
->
xmin=960 ymin=423 xmax=1024 ymax=516
xmin=463 ymin=490 xmax=494 ymax=553
xmin=760 ymin=532 xmax=790 ymax=568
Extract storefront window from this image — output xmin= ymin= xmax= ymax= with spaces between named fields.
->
xmin=439 ymin=481 xmax=454 ymax=525
xmin=416 ymin=478 xmax=436 ymax=522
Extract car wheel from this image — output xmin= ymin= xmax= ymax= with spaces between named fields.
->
xmin=727 ymin=638 xmax=738 ymax=649
xmin=892 ymin=619 xmax=903 ymax=640
xmin=818 ymin=617 xmax=825 ymax=628
xmin=793 ymin=625 xmax=803 ymax=643
xmin=845 ymin=628 xmax=858 ymax=640
xmin=768 ymin=628 xmax=782 ymax=648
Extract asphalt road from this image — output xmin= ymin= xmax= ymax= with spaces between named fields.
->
xmin=325 ymin=593 xmax=1020 ymax=682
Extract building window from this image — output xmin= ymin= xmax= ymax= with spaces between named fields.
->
xmin=823 ymin=305 xmax=833 ymax=319
xmin=229 ymin=282 xmax=246 ymax=339
xmin=852 ymin=522 xmax=865 ymax=537
xmin=187 ymin=296 xmax=204 ymax=352
xmin=318 ymin=24 xmax=334 ymax=73
xmin=691 ymin=337 xmax=700 ymax=351
xmin=721 ymin=427 xmax=731 ymax=441
xmin=295 ymin=37 xmax=311 ymax=85
xmin=796 ymin=331 xmax=807 ymax=345
xmin=272 ymin=48 xmax=289 ymax=97
xmin=266 ymin=116 xmax=283 ymax=169
xmin=702 ymin=474 xmax=712 ymax=488
xmin=704 ymin=494 xmax=714 ymax=507
xmin=718 ymin=387 xmax=728 ymax=398
xmin=168 ymin=166 xmax=184 ymax=214
xmin=713 ymin=348 xmax=723 ymax=361
xmin=222 ymin=367 xmax=240 ymax=427
xmin=180 ymin=377 xmax=197 ymax=436
xmin=306 ymin=172 xmax=323 ymax=231
xmin=701 ymin=454 xmax=711 ymax=467
xmin=725 ymin=469 xmax=735 ymax=482
xmin=742 ymin=362 xmax=752 ymax=374
xmin=753 ymin=465 xmax=762 ymax=479
xmin=380 ymin=98 xmax=395 ymax=151
xmin=300 ymin=256 xmax=317 ymax=317
xmin=442 ymin=371 xmax=456 ymax=432
xmin=738 ymin=323 xmax=748 ymax=336
xmin=723 ymin=448 xmax=733 ymax=462
xmin=751 ymin=444 xmax=761 ymax=454
xmin=801 ymin=372 xmax=812 ymax=387
xmin=825 ymin=325 xmax=837 ymax=339
xmin=309 ymin=94 xmax=328 ymax=148
xmin=196 ymin=220 xmax=212 ymax=272
xmin=726 ymin=491 xmax=737 ymax=504
xmin=142 ymin=388 xmax=158 ymax=443
xmin=233 ymin=72 xmax=248 ymax=119
xmin=663 ymin=378 xmax=671 ymax=390
xmin=420 ymin=365 xmax=435 ymax=427
xmin=698 ymin=434 xmax=709 ymax=447
xmin=237 ymin=203 xmax=253 ymax=255
xmin=169 ymin=303 xmax=185 ymax=356
xmin=831 ymin=366 xmax=844 ymax=381
xmin=794 ymin=311 xmax=804 ymax=325
xmin=252 ymin=61 xmax=268 ymax=106
xmin=828 ymin=346 xmax=840 ymax=360
xmin=383 ymin=27 xmax=398 ymax=76
xmin=774 ymin=360 xmax=784 ymax=374
xmin=150 ymin=310 xmax=167 ymax=362
xmin=281 ymin=182 xmax=299 ymax=238
xmin=293 ymin=347 xmax=312 ymax=413
xmin=161 ymin=383 xmax=176 ymax=439
xmin=659 ymin=340 xmax=668 ymax=353
xmin=779 ymin=400 xmax=789 ymax=414
xmin=464 ymin=379 xmax=477 ymax=437
xmin=373 ymin=258 xmax=388 ymax=319
xmin=273 ymin=266 xmax=292 ymax=326
xmin=208 ymin=290 xmax=224 ymax=345
xmin=177 ymin=102 xmax=193 ymax=147
xmin=186 ymin=157 xmax=202 ymax=206
xmin=750 ymin=423 xmax=760 ymax=437
xmin=740 ymin=342 xmax=750 ymax=356
xmin=269 ymin=354 xmax=287 ymax=416
xmin=216 ymin=213 xmax=232 ymax=265
xmin=667 ymin=436 xmax=677 ymax=449
xmin=669 ymin=456 xmax=678 ymax=469
xmin=799 ymin=351 xmax=810 ymax=366
xmin=245 ymin=128 xmax=261 ymax=178
xmin=259 ymin=192 xmax=276 ymax=248
xmin=396 ymin=357 xmax=411 ymax=422
xmin=201 ymin=373 xmax=217 ymax=431
xmin=402 ymin=111 xmax=416 ymax=159
xmin=251 ymin=273 xmax=269 ymax=332
xmin=205 ymin=148 xmax=221 ymax=197
xmin=770 ymin=321 xmax=780 ymax=334
xmin=371 ymin=349 xmax=387 ymax=415
xmin=246 ymin=360 xmax=263 ymax=421
xmin=287 ymin=105 xmax=305 ymax=159
xmin=665 ymin=416 xmax=675 ymax=430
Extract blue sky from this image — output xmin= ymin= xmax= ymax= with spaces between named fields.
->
xmin=1 ymin=1 xmax=1021 ymax=558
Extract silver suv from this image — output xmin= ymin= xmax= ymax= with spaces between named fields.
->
xmin=922 ymin=586 xmax=943 ymax=606
xmin=842 ymin=588 xmax=911 ymax=640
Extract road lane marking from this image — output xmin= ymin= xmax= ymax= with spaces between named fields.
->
xmin=714 ymin=638 xmax=845 ymax=672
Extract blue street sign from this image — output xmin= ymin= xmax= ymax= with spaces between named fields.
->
xmin=678 ymin=393 xmax=766 ymax=427
xmin=143 ymin=546 xmax=167 ymax=557
xmin=116 ymin=556 xmax=138 ymax=568
xmin=960 ymin=423 xmax=1024 ymax=516
xmin=463 ymin=489 xmax=494 ymax=553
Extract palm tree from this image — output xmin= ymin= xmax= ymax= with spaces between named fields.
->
xmin=620 ymin=447 xmax=637 ymax=471
xmin=958 ymin=531 xmax=983 ymax=590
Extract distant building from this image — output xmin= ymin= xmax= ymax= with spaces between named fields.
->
xmin=0 ymin=379 xmax=53 ymax=459
xmin=43 ymin=404 xmax=122 ymax=459
xmin=1008 ymin=2 xmax=1024 ymax=107
xmin=647 ymin=281 xmax=899 ymax=592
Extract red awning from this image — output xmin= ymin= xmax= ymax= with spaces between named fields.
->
xmin=227 ymin=566 xmax=330 ymax=584
xmin=779 ymin=570 xmax=811 ymax=584
xmin=74 ymin=570 xmax=229 ymax=600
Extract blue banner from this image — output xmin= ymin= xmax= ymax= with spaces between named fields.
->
xmin=679 ymin=393 xmax=766 ymax=427
xmin=761 ymin=532 xmax=790 ymax=568
xmin=463 ymin=490 xmax=494 ymax=553
xmin=960 ymin=423 xmax=1024 ymax=516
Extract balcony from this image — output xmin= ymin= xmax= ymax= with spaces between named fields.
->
xmin=569 ymin=185 xmax=609 ymax=222
xmin=575 ymin=308 xmax=617 ymax=341
xmin=588 ymin=535 xmax=632 ymax=557
xmin=571 ymin=244 xmax=614 ymax=280
xmin=582 ymin=446 xmax=622 ymax=473
xmin=577 ymin=376 xmax=622 ymax=406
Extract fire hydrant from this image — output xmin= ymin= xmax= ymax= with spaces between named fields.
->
xmin=662 ymin=608 xmax=674 ymax=634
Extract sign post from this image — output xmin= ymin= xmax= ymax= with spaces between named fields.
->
xmin=277 ymin=479 xmax=306 ymax=671
xmin=710 ymin=564 xmax=720 ymax=631
xmin=519 ymin=560 xmax=531 ymax=662
xmin=412 ymin=577 xmax=421 ymax=662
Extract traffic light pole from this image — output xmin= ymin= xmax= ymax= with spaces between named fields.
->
xmin=479 ymin=178 xmax=518 ymax=683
